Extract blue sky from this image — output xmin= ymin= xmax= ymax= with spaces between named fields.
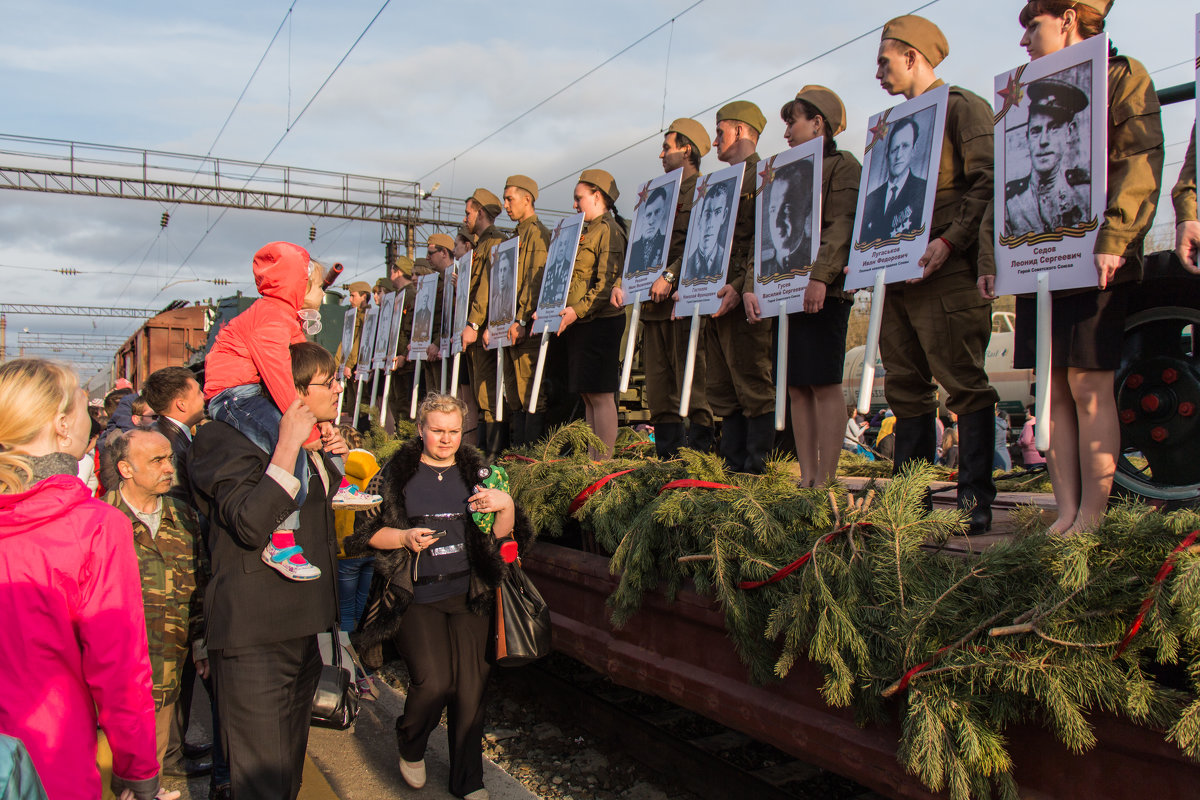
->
xmin=0 ymin=0 xmax=1194 ymax=386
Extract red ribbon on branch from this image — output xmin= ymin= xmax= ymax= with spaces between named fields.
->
xmin=1114 ymin=529 xmax=1200 ymax=658
xmin=737 ymin=527 xmax=850 ymax=590
xmin=568 ymin=469 xmax=638 ymax=515
xmin=657 ymin=479 xmax=738 ymax=494
xmin=888 ymin=645 xmax=989 ymax=696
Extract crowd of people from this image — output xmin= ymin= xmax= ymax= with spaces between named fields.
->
xmin=0 ymin=2 xmax=1198 ymax=799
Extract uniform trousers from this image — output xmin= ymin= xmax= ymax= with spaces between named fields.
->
xmin=395 ymin=594 xmax=491 ymax=798
xmin=502 ymin=336 xmax=546 ymax=413
xmin=705 ymin=313 xmax=775 ymax=418
xmin=642 ymin=317 xmax=712 ymax=426
xmin=468 ymin=343 xmax=498 ymax=423
xmin=878 ymin=276 xmax=998 ymax=418
xmin=211 ymin=635 xmax=321 ymax=800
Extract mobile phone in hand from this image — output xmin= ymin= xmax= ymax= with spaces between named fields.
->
xmin=428 ymin=530 xmax=448 ymax=539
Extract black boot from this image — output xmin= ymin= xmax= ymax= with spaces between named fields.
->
xmin=744 ymin=413 xmax=777 ymax=475
xmin=485 ymin=417 xmax=510 ymax=462
xmin=719 ymin=412 xmax=748 ymax=473
xmin=891 ymin=412 xmax=937 ymax=514
xmin=524 ymin=412 xmax=546 ymax=446
xmin=477 ymin=420 xmax=489 ymax=451
xmin=653 ymin=422 xmax=686 ymax=460
xmin=510 ymin=411 xmax=528 ymax=448
xmin=955 ymin=407 xmax=997 ymax=535
xmin=688 ymin=423 xmax=716 ymax=454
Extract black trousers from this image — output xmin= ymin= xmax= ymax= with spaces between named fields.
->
xmin=211 ymin=635 xmax=321 ymax=800
xmin=395 ymin=594 xmax=491 ymax=797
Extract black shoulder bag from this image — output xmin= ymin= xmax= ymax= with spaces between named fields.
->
xmin=494 ymin=558 xmax=552 ymax=667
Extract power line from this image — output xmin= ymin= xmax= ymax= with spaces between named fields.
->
xmin=540 ymin=0 xmax=941 ymax=192
xmin=416 ymin=0 xmax=708 ymax=182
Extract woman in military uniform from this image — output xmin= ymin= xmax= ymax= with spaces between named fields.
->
xmin=1011 ymin=0 xmax=1164 ymax=534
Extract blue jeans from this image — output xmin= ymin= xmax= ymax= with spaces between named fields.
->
xmin=209 ymin=384 xmax=308 ymax=530
xmin=337 ymin=557 xmax=375 ymax=632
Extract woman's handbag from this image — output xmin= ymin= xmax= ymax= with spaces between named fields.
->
xmin=311 ymin=628 xmax=361 ymax=729
xmin=494 ymin=557 xmax=552 ymax=666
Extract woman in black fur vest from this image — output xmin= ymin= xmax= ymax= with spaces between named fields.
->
xmin=345 ymin=392 xmax=532 ymax=800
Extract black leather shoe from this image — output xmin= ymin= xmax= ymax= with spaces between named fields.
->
xmin=183 ymin=742 xmax=212 ymax=760
xmin=163 ymin=758 xmax=213 ymax=778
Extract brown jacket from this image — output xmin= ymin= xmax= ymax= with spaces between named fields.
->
xmin=512 ymin=214 xmax=551 ymax=328
xmin=1172 ymin=124 xmax=1197 ymax=223
xmin=643 ymin=171 xmax=699 ymax=322
xmin=808 ymin=149 xmax=862 ymax=301
xmin=727 ymin=153 xmax=761 ymax=293
xmin=467 ymin=224 xmax=506 ymax=328
xmin=567 ymin=211 xmax=627 ymax=321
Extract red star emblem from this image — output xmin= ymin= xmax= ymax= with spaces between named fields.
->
xmin=694 ymin=174 xmax=711 ymax=202
xmin=868 ymin=117 xmax=890 ymax=148
xmin=997 ymin=72 xmax=1024 ymax=109
xmin=634 ymin=181 xmax=651 ymax=211
xmin=554 ymin=218 xmax=566 ymax=236
xmin=758 ymin=156 xmax=777 ymax=190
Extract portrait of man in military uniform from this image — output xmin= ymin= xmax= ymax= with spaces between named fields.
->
xmin=490 ymin=248 xmax=516 ymax=327
xmin=860 ymin=114 xmax=930 ymax=244
xmin=412 ymin=305 xmax=433 ymax=345
xmin=537 ymin=226 xmax=576 ymax=312
xmin=627 ymin=185 xmax=670 ymax=278
xmin=1004 ymin=76 xmax=1091 ymax=238
xmin=759 ymin=156 xmax=815 ymax=280
xmin=682 ymin=177 xmax=736 ymax=285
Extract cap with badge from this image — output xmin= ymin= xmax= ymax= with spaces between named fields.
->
xmin=427 ymin=233 xmax=455 ymax=252
xmin=716 ymin=101 xmax=767 ymax=135
xmin=347 ymin=280 xmax=371 ymax=294
xmin=1026 ymin=78 xmax=1089 ymax=124
xmin=374 ymin=276 xmax=395 ymax=292
xmin=469 ymin=187 xmax=502 ymax=219
xmin=881 ymin=15 xmax=949 ymax=67
xmin=793 ymin=85 xmax=847 ymax=137
xmin=578 ymin=169 xmax=620 ymax=202
xmin=413 ymin=257 xmax=434 ymax=276
xmin=505 ymin=174 xmax=539 ymax=202
xmin=667 ymin=118 xmax=712 ymax=157
xmin=390 ymin=255 xmax=414 ymax=279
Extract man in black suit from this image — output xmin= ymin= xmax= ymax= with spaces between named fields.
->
xmin=187 ymin=342 xmax=344 ymax=800
xmin=683 ymin=178 xmax=735 ymax=285
xmin=861 ymin=115 xmax=927 ymax=244
xmin=140 ymin=367 xmax=205 ymax=506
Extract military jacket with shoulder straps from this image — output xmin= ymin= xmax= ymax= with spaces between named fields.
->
xmin=467 ymin=224 xmax=507 ymax=329
xmin=643 ymin=171 xmax=699 ymax=322
xmin=727 ymin=152 xmax=761 ymax=293
xmin=1174 ymin=125 xmax=1197 ymax=223
xmin=512 ymin=214 xmax=551 ymax=329
xmin=809 ymin=149 xmax=862 ymax=301
xmin=567 ymin=211 xmax=627 ymax=321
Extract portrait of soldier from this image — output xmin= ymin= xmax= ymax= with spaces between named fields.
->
xmin=860 ymin=115 xmax=928 ymax=243
xmin=1005 ymin=77 xmax=1091 ymax=237
xmin=491 ymin=249 xmax=516 ymax=326
xmin=683 ymin=177 xmax=736 ymax=285
xmin=538 ymin=231 xmax=573 ymax=310
xmin=627 ymin=185 xmax=670 ymax=278
xmin=759 ymin=157 xmax=815 ymax=279
xmin=412 ymin=305 xmax=433 ymax=344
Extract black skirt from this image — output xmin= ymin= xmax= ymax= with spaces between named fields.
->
xmin=566 ymin=313 xmax=626 ymax=394
xmin=1013 ymin=288 xmax=1129 ymax=371
xmin=787 ymin=298 xmax=852 ymax=386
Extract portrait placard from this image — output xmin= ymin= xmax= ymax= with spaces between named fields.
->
xmin=354 ymin=305 xmax=378 ymax=380
xmin=439 ymin=263 xmax=456 ymax=359
xmin=532 ymin=212 xmax=585 ymax=335
xmin=619 ymin=168 xmax=684 ymax=302
xmin=846 ymin=84 xmax=948 ymax=290
xmin=337 ymin=307 xmax=356 ymax=372
xmin=993 ymin=34 xmax=1108 ymax=295
xmin=487 ymin=238 xmax=519 ymax=350
xmin=676 ymin=162 xmax=745 ymax=315
xmin=751 ymin=137 xmax=824 ymax=318
xmin=371 ymin=292 xmax=397 ymax=371
xmin=451 ymin=252 xmax=471 ymax=356
xmin=407 ymin=273 xmax=439 ymax=361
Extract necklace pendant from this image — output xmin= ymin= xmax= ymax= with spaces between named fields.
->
xmin=437 ymin=473 xmax=443 ymax=481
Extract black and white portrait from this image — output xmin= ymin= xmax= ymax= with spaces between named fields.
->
xmin=626 ymin=185 xmax=670 ymax=279
xmin=490 ymin=248 xmax=516 ymax=327
xmin=682 ymin=176 xmax=737 ymax=286
xmin=537 ymin=219 xmax=581 ymax=313
xmin=758 ymin=156 xmax=816 ymax=280
xmin=859 ymin=108 xmax=936 ymax=245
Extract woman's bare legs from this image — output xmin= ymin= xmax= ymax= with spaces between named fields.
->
xmin=1046 ymin=367 xmax=1080 ymax=533
xmin=1065 ymin=368 xmax=1118 ymax=533
xmin=788 ymin=386 xmax=817 ymax=486
xmin=583 ymin=392 xmax=617 ymax=460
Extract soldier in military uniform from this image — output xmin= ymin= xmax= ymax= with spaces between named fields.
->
xmin=104 ymin=428 xmax=206 ymax=770
xmin=500 ymin=174 xmax=551 ymax=446
xmin=460 ymin=188 xmax=507 ymax=458
xmin=707 ymin=101 xmax=775 ymax=474
xmin=873 ymin=15 xmax=1000 ymax=534
xmin=1005 ymin=78 xmax=1091 ymax=237
xmin=612 ymin=118 xmax=714 ymax=458
xmin=382 ymin=264 xmax=417 ymax=428
xmin=627 ymin=185 xmax=669 ymax=278
xmin=683 ymin=178 xmax=736 ymax=284
xmin=337 ymin=280 xmax=372 ymax=413
xmin=1174 ymin=125 xmax=1198 ymax=272
xmin=759 ymin=156 xmax=816 ymax=280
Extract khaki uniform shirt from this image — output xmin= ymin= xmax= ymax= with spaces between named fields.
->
xmin=567 ymin=211 xmax=627 ymax=321
xmin=392 ymin=283 xmax=417 ymax=371
xmin=1172 ymin=124 xmax=1197 ymax=223
xmin=729 ymin=152 xmax=761 ymax=294
xmin=642 ymin=172 xmax=699 ymax=322
xmin=810 ymin=149 xmax=862 ymax=301
xmin=468 ymin=224 xmax=507 ymax=328
xmin=512 ymin=215 xmax=551 ymax=328
xmin=336 ymin=306 xmax=366 ymax=370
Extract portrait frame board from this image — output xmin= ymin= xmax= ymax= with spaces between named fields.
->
xmin=619 ymin=167 xmax=684 ymax=302
xmin=439 ymin=262 xmax=457 ymax=359
xmin=751 ymin=137 xmax=825 ymax=318
xmin=370 ymin=291 xmax=397 ymax=371
xmin=337 ymin=306 xmax=356 ymax=373
xmin=407 ymin=273 xmax=440 ymax=361
xmin=486 ymin=238 xmax=520 ymax=350
xmin=532 ymin=212 xmax=585 ymax=335
xmin=993 ymin=34 xmax=1108 ymax=295
xmin=846 ymin=84 xmax=949 ymax=291
xmin=676 ymin=161 xmax=746 ymax=316
xmin=354 ymin=305 xmax=378 ymax=380
xmin=451 ymin=252 xmax=472 ymax=357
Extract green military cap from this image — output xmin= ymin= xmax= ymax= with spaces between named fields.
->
xmin=469 ymin=187 xmax=502 ymax=218
xmin=413 ymin=257 xmax=434 ymax=275
xmin=794 ymin=85 xmax=847 ymax=137
xmin=882 ymin=15 xmax=949 ymax=68
xmin=578 ymin=168 xmax=620 ymax=202
xmin=346 ymin=280 xmax=371 ymax=294
xmin=505 ymin=174 xmax=539 ymax=202
xmin=716 ymin=101 xmax=767 ymax=135
xmin=457 ymin=224 xmax=477 ymax=247
xmin=667 ymin=118 xmax=712 ymax=157
xmin=427 ymin=233 xmax=455 ymax=252
xmin=391 ymin=254 xmax=414 ymax=278
xmin=1026 ymin=78 xmax=1089 ymax=124
xmin=374 ymin=276 xmax=395 ymax=291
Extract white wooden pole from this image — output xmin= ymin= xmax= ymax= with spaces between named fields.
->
xmin=450 ymin=353 xmax=462 ymax=398
xmin=775 ymin=299 xmax=788 ymax=431
xmin=857 ymin=269 xmax=887 ymax=415
xmin=495 ymin=348 xmax=505 ymax=423
xmin=409 ymin=361 xmax=422 ymax=419
xmin=679 ymin=304 xmax=701 ymax=418
xmin=619 ymin=295 xmax=641 ymax=393
xmin=1035 ymin=272 xmax=1052 ymax=452
xmin=528 ymin=331 xmax=551 ymax=413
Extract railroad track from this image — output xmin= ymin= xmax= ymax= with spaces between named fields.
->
xmin=497 ymin=653 xmax=885 ymax=800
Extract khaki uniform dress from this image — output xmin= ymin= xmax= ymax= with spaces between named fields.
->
xmin=466 ymin=224 xmax=507 ymax=421
xmin=1172 ymin=124 xmax=1197 ymax=224
xmin=565 ymin=211 xmax=627 ymax=394
xmin=640 ymin=172 xmax=712 ymax=426
xmin=878 ymin=80 xmax=999 ymax=418
xmin=503 ymin=215 xmax=551 ymax=411
xmin=707 ymin=152 xmax=775 ymax=419
xmin=387 ymin=283 xmax=419 ymax=422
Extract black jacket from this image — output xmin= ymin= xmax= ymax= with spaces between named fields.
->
xmin=187 ymin=421 xmax=338 ymax=650
xmin=345 ymin=438 xmax=534 ymax=650
xmin=861 ymin=172 xmax=927 ymax=244
xmin=153 ymin=417 xmax=193 ymax=507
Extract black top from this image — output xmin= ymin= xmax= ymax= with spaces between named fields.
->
xmin=406 ymin=463 xmax=472 ymax=603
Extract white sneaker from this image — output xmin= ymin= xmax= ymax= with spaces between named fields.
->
xmin=399 ymin=757 xmax=426 ymax=789
xmin=463 ymin=790 xmax=489 ymax=800
xmin=261 ymin=543 xmax=321 ymax=581
xmin=332 ymin=484 xmax=383 ymax=509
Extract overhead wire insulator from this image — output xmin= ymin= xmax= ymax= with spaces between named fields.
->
xmin=160 ymin=212 xmax=170 ymax=228
xmin=55 ymin=268 xmax=80 ymax=276
xmin=309 ymin=225 xmax=317 ymax=242
xmin=209 ymin=278 xmax=231 ymax=286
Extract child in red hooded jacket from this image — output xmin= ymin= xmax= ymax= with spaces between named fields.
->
xmin=205 ymin=241 xmax=379 ymax=580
